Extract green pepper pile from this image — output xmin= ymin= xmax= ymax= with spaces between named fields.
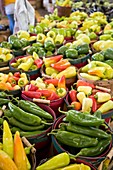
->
xmin=57 ymin=43 xmax=89 ymax=59
xmin=92 ymin=47 xmax=113 ymax=67
xmin=0 ymin=92 xmax=53 ymax=138
xmin=50 ymin=109 xmax=112 ymax=157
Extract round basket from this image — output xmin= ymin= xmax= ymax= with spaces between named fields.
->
xmin=21 ymin=90 xmax=68 ymax=117
xmin=12 ymin=49 xmax=26 ymax=57
xmin=78 ymin=68 xmax=113 ymax=96
xmin=9 ymin=55 xmax=40 ymax=80
xmin=68 ymin=54 xmax=91 ymax=69
xmin=22 ymin=104 xmax=56 ymax=151
xmin=57 ymin=6 xmax=72 ymax=17
xmin=51 ymin=115 xmax=112 ymax=168
xmin=40 ymin=65 xmax=77 ymax=89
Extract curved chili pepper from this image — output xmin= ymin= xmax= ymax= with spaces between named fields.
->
xmin=76 ymin=80 xmax=95 ymax=88
xmin=22 ymin=91 xmax=42 ymax=99
xmin=28 ymin=84 xmax=38 ymax=91
xmin=36 ymin=89 xmax=52 ymax=97
xmin=34 ymin=59 xmax=43 ymax=68
xmin=58 ymin=75 xmax=66 ymax=89
xmin=51 ymin=59 xmax=71 ymax=72
xmin=44 ymin=79 xmax=59 ymax=86
xmin=47 ymin=92 xmax=60 ymax=101
xmin=89 ymin=95 xmax=97 ymax=112
xmin=69 ymin=89 xmax=77 ymax=102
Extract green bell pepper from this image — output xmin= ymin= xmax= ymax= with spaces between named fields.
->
xmin=105 ymin=60 xmax=113 ymax=67
xmin=26 ymin=46 xmax=38 ymax=55
xmin=57 ymin=45 xmax=69 ymax=55
xmin=77 ymin=43 xmax=89 ymax=54
xmin=38 ymin=48 xmax=46 ymax=57
xmin=44 ymin=40 xmax=55 ymax=52
xmin=32 ymin=42 xmax=43 ymax=48
xmin=92 ymin=53 xmax=104 ymax=61
xmin=65 ymin=49 xmax=78 ymax=59
xmin=0 ymin=41 xmax=12 ymax=49
xmin=11 ymin=39 xmax=22 ymax=50
xmin=102 ymin=48 xmax=113 ymax=60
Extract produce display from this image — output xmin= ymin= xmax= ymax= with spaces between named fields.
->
xmin=80 ymin=61 xmax=113 ymax=80
xmin=50 ymin=110 xmax=112 ymax=157
xmin=42 ymin=55 xmax=77 ymax=79
xmin=0 ymin=120 xmax=34 ymax=170
xmin=0 ymin=72 xmax=29 ymax=90
xmin=36 ymin=152 xmax=91 ymax=170
xmin=10 ymin=53 xmax=43 ymax=72
xmin=1 ymin=1 xmax=113 ymax=169
xmin=0 ymin=92 xmax=53 ymax=138
xmin=0 ymin=48 xmax=13 ymax=62
xmin=22 ymin=75 xmax=67 ymax=101
xmin=68 ymin=80 xmax=113 ymax=114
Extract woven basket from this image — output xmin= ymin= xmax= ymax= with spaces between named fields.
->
xmin=78 ymin=68 xmax=113 ymax=95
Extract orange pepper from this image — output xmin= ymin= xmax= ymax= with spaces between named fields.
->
xmin=14 ymin=131 xmax=27 ymax=170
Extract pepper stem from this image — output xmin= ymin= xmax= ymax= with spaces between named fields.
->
xmin=41 ymin=121 xmax=53 ymax=126
xmin=58 ymin=107 xmax=67 ymax=115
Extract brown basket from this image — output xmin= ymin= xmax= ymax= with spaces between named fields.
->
xmin=57 ymin=6 xmax=71 ymax=17
xmin=78 ymin=68 xmax=113 ymax=95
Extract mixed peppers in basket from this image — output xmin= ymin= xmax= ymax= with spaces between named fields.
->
xmin=68 ymin=79 xmax=113 ymax=114
xmin=23 ymin=75 xmax=67 ymax=101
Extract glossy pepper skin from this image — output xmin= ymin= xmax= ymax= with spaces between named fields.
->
xmin=22 ymin=91 xmax=42 ymax=99
xmin=89 ymin=95 xmax=97 ymax=112
xmin=59 ymin=110 xmax=104 ymax=127
xmin=69 ymin=89 xmax=77 ymax=102
xmin=92 ymin=53 xmax=104 ymax=61
xmin=51 ymin=59 xmax=71 ymax=72
xmin=18 ymin=100 xmax=53 ymax=120
xmin=0 ymin=98 xmax=10 ymax=106
xmin=36 ymin=152 xmax=70 ymax=170
xmin=34 ymin=58 xmax=43 ymax=68
xmin=51 ymin=130 xmax=98 ymax=148
xmin=76 ymin=135 xmax=111 ymax=157
xmin=3 ymin=120 xmax=14 ymax=159
xmin=14 ymin=131 xmax=27 ymax=170
xmin=76 ymin=80 xmax=95 ymax=89
xmin=0 ymin=150 xmax=18 ymax=170
xmin=66 ymin=122 xmax=109 ymax=139
xmin=44 ymin=40 xmax=55 ymax=52
xmin=8 ymin=102 xmax=43 ymax=126
xmin=65 ymin=49 xmax=78 ymax=59
xmin=58 ymin=75 xmax=66 ymax=89
xmin=44 ymin=55 xmax=63 ymax=67
xmin=44 ymin=78 xmax=59 ymax=86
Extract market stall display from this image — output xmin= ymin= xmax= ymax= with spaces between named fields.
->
xmin=0 ymin=1 xmax=113 ymax=169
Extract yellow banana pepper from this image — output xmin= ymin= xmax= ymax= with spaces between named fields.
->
xmin=97 ymin=100 xmax=113 ymax=113
xmin=80 ymin=73 xmax=100 ymax=81
xmin=56 ymin=66 xmax=76 ymax=78
xmin=57 ymin=163 xmax=91 ymax=170
xmin=77 ymin=92 xmax=86 ymax=104
xmin=77 ymin=86 xmax=92 ymax=96
xmin=18 ymin=58 xmax=34 ymax=71
xmin=3 ymin=120 xmax=14 ymax=159
xmin=95 ymin=92 xmax=111 ymax=103
xmin=82 ymin=98 xmax=93 ymax=113
xmin=88 ymin=67 xmax=106 ymax=78
xmin=0 ymin=73 xmax=8 ymax=83
xmin=0 ymin=150 xmax=18 ymax=170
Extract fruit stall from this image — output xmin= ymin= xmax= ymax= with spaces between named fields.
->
xmin=1 ymin=0 xmax=113 ymax=169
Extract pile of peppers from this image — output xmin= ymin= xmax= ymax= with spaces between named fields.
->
xmin=0 ymin=120 xmax=34 ymax=170
xmin=0 ymin=91 xmax=53 ymax=137
xmin=22 ymin=75 xmax=67 ymax=101
xmin=50 ymin=109 xmax=112 ymax=157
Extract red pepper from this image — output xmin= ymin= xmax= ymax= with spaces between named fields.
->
xmin=44 ymin=79 xmax=59 ymax=86
xmin=28 ymin=84 xmax=38 ymax=91
xmin=34 ymin=59 xmax=43 ymax=68
xmin=76 ymin=80 xmax=95 ymax=89
xmin=47 ymin=92 xmax=60 ymax=101
xmin=69 ymin=89 xmax=77 ymax=102
xmin=51 ymin=59 xmax=71 ymax=72
xmin=7 ymin=76 xmax=17 ymax=87
xmin=44 ymin=55 xmax=63 ymax=67
xmin=36 ymin=89 xmax=52 ymax=97
xmin=22 ymin=91 xmax=42 ymax=99
xmin=14 ymin=72 xmax=20 ymax=78
xmin=58 ymin=75 xmax=66 ymax=89
xmin=89 ymin=95 xmax=97 ymax=112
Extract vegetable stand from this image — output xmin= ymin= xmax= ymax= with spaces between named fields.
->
xmin=1 ymin=1 xmax=113 ymax=169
